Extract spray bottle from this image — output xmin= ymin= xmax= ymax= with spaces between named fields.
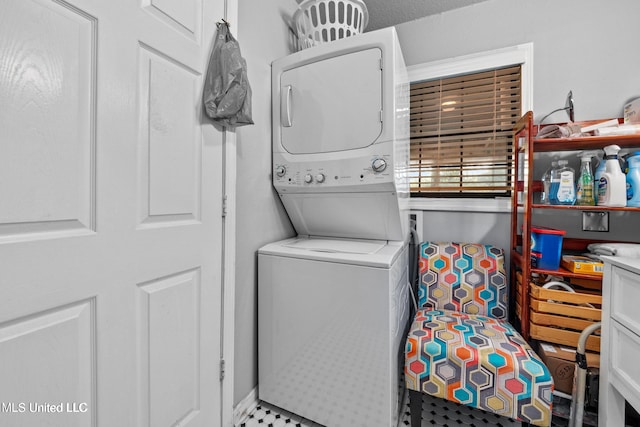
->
xmin=597 ymin=144 xmax=627 ymax=207
xmin=576 ymin=151 xmax=598 ymax=206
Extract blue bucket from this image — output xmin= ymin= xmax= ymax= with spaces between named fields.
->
xmin=531 ymin=226 xmax=566 ymax=270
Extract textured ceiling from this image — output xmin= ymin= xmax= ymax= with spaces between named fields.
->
xmin=362 ymin=0 xmax=492 ymax=31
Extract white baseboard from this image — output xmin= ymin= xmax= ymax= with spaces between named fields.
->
xmin=233 ymin=387 xmax=259 ymax=426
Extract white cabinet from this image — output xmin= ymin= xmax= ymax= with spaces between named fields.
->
xmin=599 ymin=257 xmax=640 ymax=426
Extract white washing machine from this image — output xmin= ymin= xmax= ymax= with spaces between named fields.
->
xmin=258 ymin=236 xmax=409 ymax=427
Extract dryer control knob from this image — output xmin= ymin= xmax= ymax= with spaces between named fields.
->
xmin=304 ymin=173 xmax=313 ymax=183
xmin=315 ymin=173 xmax=325 ymax=183
xmin=372 ymin=158 xmax=387 ymax=173
xmin=275 ymin=165 xmax=286 ymax=177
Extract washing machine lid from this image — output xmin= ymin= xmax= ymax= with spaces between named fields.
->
xmin=283 ymin=237 xmax=386 ymax=254
xmin=258 ymin=236 xmax=405 ymax=268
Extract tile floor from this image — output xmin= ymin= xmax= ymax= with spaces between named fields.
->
xmin=235 ymin=393 xmax=591 ymax=426
xmin=236 ymin=392 xmax=520 ymax=427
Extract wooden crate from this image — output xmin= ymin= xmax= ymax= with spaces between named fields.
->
xmin=528 ymin=282 xmax=602 ymax=352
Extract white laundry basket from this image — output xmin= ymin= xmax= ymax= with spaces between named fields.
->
xmin=293 ymin=0 xmax=369 ymax=50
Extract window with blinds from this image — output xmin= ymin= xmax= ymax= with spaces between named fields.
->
xmin=409 ymin=65 xmax=521 ymax=197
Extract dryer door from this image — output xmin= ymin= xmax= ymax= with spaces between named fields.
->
xmin=279 ymin=48 xmax=383 ymax=154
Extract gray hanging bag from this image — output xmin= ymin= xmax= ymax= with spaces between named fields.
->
xmin=203 ymin=22 xmax=254 ymax=127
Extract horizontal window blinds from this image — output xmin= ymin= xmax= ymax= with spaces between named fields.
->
xmin=410 ymin=65 xmax=521 ymax=196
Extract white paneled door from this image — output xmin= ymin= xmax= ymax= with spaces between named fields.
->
xmin=0 ymin=0 xmax=225 ymax=426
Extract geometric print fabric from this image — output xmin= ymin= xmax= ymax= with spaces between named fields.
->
xmin=406 ymin=242 xmax=553 ymax=426
xmin=419 ymin=242 xmax=508 ymax=320
xmin=405 ymin=309 xmax=554 ymax=425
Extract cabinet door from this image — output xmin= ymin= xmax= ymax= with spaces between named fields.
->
xmin=279 ymin=48 xmax=383 ymax=154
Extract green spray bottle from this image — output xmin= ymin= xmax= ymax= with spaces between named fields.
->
xmin=576 ymin=150 xmax=598 ymax=206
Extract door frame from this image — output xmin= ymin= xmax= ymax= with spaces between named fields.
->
xmin=221 ymin=129 xmax=237 ymax=426
xmin=222 ymin=128 xmax=236 ymax=427
xmin=221 ymin=2 xmax=238 ymax=426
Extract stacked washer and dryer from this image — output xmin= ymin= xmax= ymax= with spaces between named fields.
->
xmin=258 ymin=28 xmax=410 ymax=427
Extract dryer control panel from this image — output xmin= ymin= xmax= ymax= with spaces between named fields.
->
xmin=273 ymin=154 xmax=398 ymax=193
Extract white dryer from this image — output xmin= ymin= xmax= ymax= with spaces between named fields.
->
xmin=258 ymin=236 xmax=409 ymax=427
xmin=271 ymin=27 xmax=409 ymax=241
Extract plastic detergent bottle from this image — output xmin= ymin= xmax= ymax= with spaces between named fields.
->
xmin=621 ymin=150 xmax=630 ymax=174
xmin=593 ymin=152 xmax=606 ymax=204
xmin=554 ymin=160 xmax=576 ymax=205
xmin=549 ymin=162 xmax=561 ymax=204
xmin=598 ymin=144 xmax=627 ymax=207
xmin=541 ymin=160 xmax=557 ymax=205
xmin=626 ymin=152 xmax=640 ymax=207
xmin=576 ymin=151 xmax=597 ymax=206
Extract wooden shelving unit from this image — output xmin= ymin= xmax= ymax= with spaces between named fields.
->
xmin=509 ymin=111 xmax=640 ymax=343
xmin=531 ymin=204 xmax=640 ymax=211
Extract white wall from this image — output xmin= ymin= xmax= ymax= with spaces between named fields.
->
xmin=397 ymin=0 xmax=640 ymax=245
xmin=397 ymin=0 xmax=640 ymax=122
xmin=233 ymin=0 xmax=640 ymax=408
xmin=235 ymin=0 xmax=297 ymax=407
xmin=414 ymin=209 xmax=511 ymax=251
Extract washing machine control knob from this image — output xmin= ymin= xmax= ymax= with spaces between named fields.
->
xmin=304 ymin=173 xmax=313 ymax=183
xmin=275 ymin=165 xmax=286 ymax=177
xmin=315 ymin=173 xmax=325 ymax=183
xmin=372 ymin=158 xmax=387 ymax=173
